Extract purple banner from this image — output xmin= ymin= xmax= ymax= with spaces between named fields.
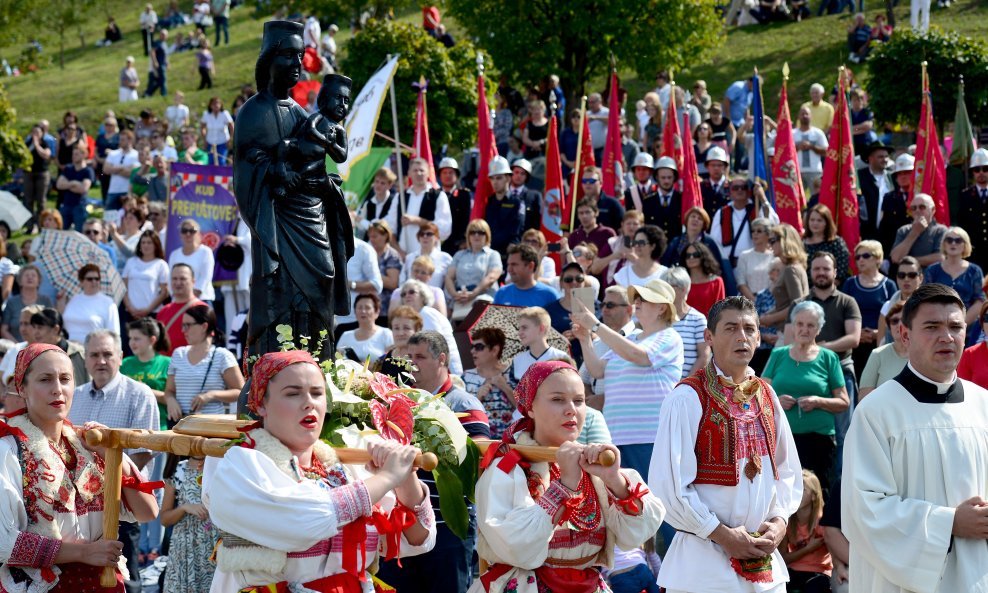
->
xmin=167 ymin=163 xmax=239 ymax=284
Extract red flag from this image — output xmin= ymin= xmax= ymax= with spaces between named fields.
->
xmin=412 ymin=78 xmax=437 ymax=188
xmin=819 ymin=69 xmax=860 ymax=261
xmin=542 ymin=115 xmax=565 ymax=267
xmin=771 ymin=81 xmax=806 ymax=234
xmin=679 ymin=112 xmax=704 ymax=222
xmin=601 ymin=71 xmax=623 ymax=196
xmin=661 ymin=86 xmax=684 ymax=174
xmin=470 ymin=74 xmax=499 ymax=220
xmin=912 ymin=66 xmax=949 ymax=224
xmin=568 ymin=111 xmax=596 ymax=210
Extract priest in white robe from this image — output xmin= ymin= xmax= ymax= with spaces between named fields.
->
xmin=843 ymin=284 xmax=988 ymax=593
xmin=650 ymin=297 xmax=803 ymax=593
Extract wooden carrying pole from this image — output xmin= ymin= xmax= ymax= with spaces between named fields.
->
xmin=474 ymin=439 xmax=616 ymax=467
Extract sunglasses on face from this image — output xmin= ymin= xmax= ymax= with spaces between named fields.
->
xmin=897 ymin=271 xmax=920 ymax=279
xmin=84 ymin=229 xmax=101 ymax=236
xmin=684 ymin=252 xmax=702 ymax=259
xmin=855 ymin=252 xmax=874 ymax=260
xmin=971 ymin=166 xmax=988 ymax=173
xmin=471 ymin=343 xmax=488 ymax=351
xmin=468 ymin=230 xmax=486 ymax=236
xmin=562 ymin=275 xmax=585 ymax=283
xmin=572 ymin=249 xmax=589 ymax=258
xmin=944 ymin=236 xmax=964 ymax=245
xmin=632 ymin=240 xmax=650 ymax=247
xmin=180 ymin=227 xmax=198 ymax=234
xmin=401 ymin=290 xmax=419 ymax=297
xmin=83 ymin=276 xmax=101 ymax=282
xmin=730 ymin=184 xmax=748 ymax=191
xmin=581 ymin=178 xmax=600 ymax=185
xmin=601 ymin=302 xmax=628 ymax=309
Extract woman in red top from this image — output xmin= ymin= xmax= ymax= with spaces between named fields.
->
xmin=957 ymin=300 xmax=988 ymax=388
xmin=679 ymin=241 xmax=724 ymax=316
xmin=781 ymin=469 xmax=832 ymax=593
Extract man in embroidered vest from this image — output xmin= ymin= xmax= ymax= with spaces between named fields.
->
xmin=843 ymin=284 xmax=988 ymax=593
xmin=353 ymin=167 xmax=397 ymax=240
xmin=649 ymin=296 xmax=802 ymax=593
xmin=395 ymin=158 xmax=451 ymax=257
xmin=710 ymin=176 xmax=780 ymax=268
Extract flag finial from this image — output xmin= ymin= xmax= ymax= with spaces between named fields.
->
xmin=782 ymin=62 xmax=790 ymax=82
xmin=476 ymin=52 xmax=484 ymax=75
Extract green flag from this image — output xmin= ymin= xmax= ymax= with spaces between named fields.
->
xmin=326 ymin=147 xmax=392 ymax=211
xmin=949 ymin=80 xmax=975 ymax=167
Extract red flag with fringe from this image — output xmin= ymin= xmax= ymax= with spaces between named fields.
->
xmin=912 ymin=65 xmax=949 ymax=224
xmin=771 ymin=81 xmax=806 ymax=234
xmin=679 ymin=112 xmax=704 ymax=222
xmin=819 ymin=69 xmax=860 ymax=262
xmin=660 ymin=85 xmax=684 ymax=174
xmin=543 ymin=115 xmax=565 ymax=267
xmin=601 ymin=71 xmax=622 ymax=196
xmin=470 ymin=74 xmax=499 ymax=220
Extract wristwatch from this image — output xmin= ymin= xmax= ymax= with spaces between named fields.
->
xmin=591 ymin=321 xmax=601 ymax=333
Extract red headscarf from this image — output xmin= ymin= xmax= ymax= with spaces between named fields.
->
xmin=480 ymin=359 xmax=577 ymax=471
xmin=247 ymin=351 xmax=321 ymax=413
xmin=504 ymin=360 xmax=576 ymax=444
xmin=12 ymin=343 xmax=66 ymax=396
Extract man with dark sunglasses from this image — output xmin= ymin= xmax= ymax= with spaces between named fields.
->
xmin=890 ymin=192 xmax=948 ymax=268
xmin=82 ymin=217 xmax=119 ymax=269
xmin=958 ymin=148 xmax=988 ymax=271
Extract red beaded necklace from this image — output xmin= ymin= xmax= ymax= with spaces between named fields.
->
xmin=545 ymin=464 xmax=602 ymax=532
xmin=300 ymin=454 xmax=328 ymax=481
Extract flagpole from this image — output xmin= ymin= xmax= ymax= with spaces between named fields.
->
xmin=837 ymin=65 xmax=847 ymax=210
xmin=387 ymin=53 xmax=405 ymax=214
xmin=569 ymin=95 xmax=588 ymax=232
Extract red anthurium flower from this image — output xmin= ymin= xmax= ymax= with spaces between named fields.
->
xmin=368 ymin=374 xmax=400 ymax=399
xmin=369 ymin=397 xmax=414 ymax=445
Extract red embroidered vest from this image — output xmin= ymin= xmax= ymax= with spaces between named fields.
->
xmin=718 ymin=203 xmax=756 ymax=246
xmin=679 ymin=367 xmax=779 ymax=486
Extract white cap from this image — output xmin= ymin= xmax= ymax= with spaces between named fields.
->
xmin=511 ymin=158 xmax=532 ymax=175
xmin=706 ymin=146 xmax=729 ymax=165
xmin=655 ymin=156 xmax=678 ymax=172
xmin=892 ymin=153 xmax=915 ymax=174
xmin=632 ymin=153 xmax=654 ymax=169
xmin=438 ymin=157 xmax=459 ymax=171
xmin=488 ymin=156 xmax=511 ymax=177
xmin=970 ymin=148 xmax=988 ymax=169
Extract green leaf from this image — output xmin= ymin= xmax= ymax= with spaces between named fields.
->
xmin=452 ymin=438 xmax=480 ymax=504
xmin=433 ymin=466 xmax=469 ymax=539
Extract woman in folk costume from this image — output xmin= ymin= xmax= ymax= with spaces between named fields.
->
xmin=201 ymin=350 xmax=436 ymax=593
xmin=0 ymin=343 xmax=160 ymax=593
xmin=471 ymin=360 xmax=665 ymax=593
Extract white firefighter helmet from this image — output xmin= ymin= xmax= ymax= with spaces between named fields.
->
xmin=488 ymin=156 xmax=512 ymax=177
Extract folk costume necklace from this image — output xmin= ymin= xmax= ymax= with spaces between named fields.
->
xmin=537 ymin=464 xmax=602 ymax=532
xmin=709 ymin=364 xmax=766 ymax=480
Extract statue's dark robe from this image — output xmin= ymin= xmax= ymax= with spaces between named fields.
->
xmin=233 ymin=90 xmax=354 ymax=360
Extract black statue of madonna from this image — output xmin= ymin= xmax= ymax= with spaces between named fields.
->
xmin=233 ymin=19 xmax=354 ymax=391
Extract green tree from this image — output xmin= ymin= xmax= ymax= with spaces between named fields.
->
xmin=341 ymin=19 xmax=483 ymax=152
xmin=444 ymin=0 xmax=724 ymax=104
xmin=31 ymin=0 xmax=96 ymax=69
xmin=867 ymin=28 xmax=988 ymax=128
xmin=0 ymin=82 xmax=30 ymax=184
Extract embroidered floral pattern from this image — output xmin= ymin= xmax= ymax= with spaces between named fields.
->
xmin=7 ymin=531 xmax=61 ymax=568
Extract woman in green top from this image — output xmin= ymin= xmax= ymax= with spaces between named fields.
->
xmin=121 ymin=316 xmax=172 ymax=562
xmin=763 ymin=300 xmax=849 ymax=492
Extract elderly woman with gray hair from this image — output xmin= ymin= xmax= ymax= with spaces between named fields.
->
xmin=762 ymin=299 xmax=849 ymax=492
xmin=661 ymin=266 xmax=710 ymax=378
xmin=395 ymin=278 xmax=462 ymax=375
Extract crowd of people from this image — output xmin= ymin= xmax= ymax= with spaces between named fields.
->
xmin=2 ymin=5 xmax=988 ymax=592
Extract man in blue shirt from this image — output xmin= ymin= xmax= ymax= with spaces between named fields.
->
xmin=493 ymin=243 xmax=559 ymax=307
xmin=143 ymin=30 xmax=169 ymax=97
xmin=723 ymin=77 xmax=757 ymax=127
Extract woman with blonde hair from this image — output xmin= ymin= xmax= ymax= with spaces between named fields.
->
xmin=781 ymin=469 xmax=833 ymax=593
xmin=377 ymin=305 xmax=424 ymax=380
xmin=760 ymin=223 xmax=809 ymax=332
xmin=842 ymin=239 xmax=896 ymax=373
xmin=446 ymin=219 xmax=502 ymax=317
xmin=924 ymin=226 xmax=985 ymax=344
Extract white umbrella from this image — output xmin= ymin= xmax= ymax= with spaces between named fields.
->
xmin=0 ymin=190 xmax=32 ymax=233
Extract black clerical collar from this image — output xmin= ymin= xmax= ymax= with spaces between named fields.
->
xmin=893 ymin=364 xmax=964 ymax=404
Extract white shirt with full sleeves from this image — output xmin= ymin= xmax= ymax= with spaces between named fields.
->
xmin=469 ymin=432 xmax=665 ymax=593
xmin=648 ymin=364 xmax=802 ymax=593
xmin=335 ymin=239 xmax=383 ymax=326
xmin=842 ymin=366 xmax=988 ymax=593
xmin=202 ymin=431 xmax=436 ymax=593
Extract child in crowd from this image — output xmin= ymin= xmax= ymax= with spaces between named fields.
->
xmin=606 ymin=544 xmax=661 ymax=593
xmin=781 ymin=469 xmax=833 ymax=593
xmin=160 ymin=455 xmax=218 ymax=592
xmin=509 ymin=306 xmax=568 ymax=386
